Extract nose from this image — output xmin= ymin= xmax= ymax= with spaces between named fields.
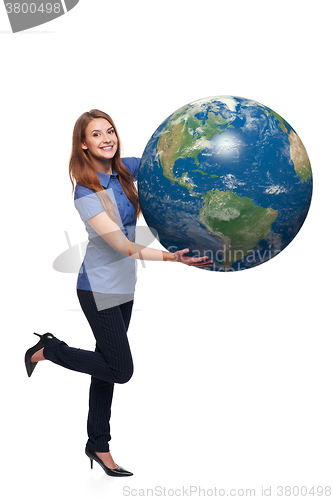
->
xmin=102 ymin=135 xmax=112 ymax=143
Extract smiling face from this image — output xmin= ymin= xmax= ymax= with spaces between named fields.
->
xmin=82 ymin=117 xmax=118 ymax=171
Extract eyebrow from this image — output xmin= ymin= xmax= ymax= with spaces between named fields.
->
xmin=91 ymin=126 xmax=114 ymax=133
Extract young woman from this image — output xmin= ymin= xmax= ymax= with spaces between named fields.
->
xmin=24 ymin=109 xmax=212 ymax=477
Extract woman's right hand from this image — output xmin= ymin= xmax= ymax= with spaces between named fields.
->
xmin=88 ymin=212 xmax=214 ymax=266
xmin=171 ymin=248 xmax=213 ymax=268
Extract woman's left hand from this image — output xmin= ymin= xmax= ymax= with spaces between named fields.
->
xmin=172 ymin=248 xmax=213 ymax=268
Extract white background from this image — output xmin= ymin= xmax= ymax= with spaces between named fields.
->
xmin=1 ymin=1 xmax=332 ymax=499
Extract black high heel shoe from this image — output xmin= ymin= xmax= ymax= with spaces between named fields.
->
xmin=24 ymin=332 xmax=54 ymax=377
xmin=85 ymin=446 xmax=133 ymax=477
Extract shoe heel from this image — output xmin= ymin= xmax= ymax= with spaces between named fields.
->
xmin=90 ymin=458 xmax=93 ymax=469
xmin=25 ymin=333 xmax=54 ymax=377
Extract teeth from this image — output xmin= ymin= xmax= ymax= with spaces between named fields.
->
xmin=102 ymin=146 xmax=112 ymax=150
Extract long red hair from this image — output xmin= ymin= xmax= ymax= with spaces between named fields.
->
xmin=69 ymin=109 xmax=141 ymax=223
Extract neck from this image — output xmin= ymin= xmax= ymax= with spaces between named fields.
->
xmin=92 ymin=158 xmax=113 ymax=175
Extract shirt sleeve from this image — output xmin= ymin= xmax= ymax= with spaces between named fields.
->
xmin=122 ymin=157 xmax=141 ymax=181
xmin=74 ymin=184 xmax=105 ymax=223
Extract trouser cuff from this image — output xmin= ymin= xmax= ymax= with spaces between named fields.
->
xmin=43 ymin=336 xmax=68 ymax=363
xmin=86 ymin=439 xmax=110 ymax=453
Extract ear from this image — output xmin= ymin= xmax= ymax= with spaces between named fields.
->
xmin=81 ymin=142 xmax=88 ymax=150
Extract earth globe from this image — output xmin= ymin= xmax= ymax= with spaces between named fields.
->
xmin=138 ymin=96 xmax=312 ymax=271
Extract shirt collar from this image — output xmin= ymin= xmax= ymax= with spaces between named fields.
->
xmin=98 ymin=170 xmax=118 ymax=188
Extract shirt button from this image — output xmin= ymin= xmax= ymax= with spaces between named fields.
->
xmin=120 ymin=192 xmax=123 ymax=195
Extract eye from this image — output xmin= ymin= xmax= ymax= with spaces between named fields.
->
xmin=108 ymin=129 xmax=114 ymax=134
xmin=93 ymin=132 xmax=100 ymax=137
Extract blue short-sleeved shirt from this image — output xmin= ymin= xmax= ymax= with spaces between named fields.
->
xmin=74 ymin=157 xmax=141 ymax=294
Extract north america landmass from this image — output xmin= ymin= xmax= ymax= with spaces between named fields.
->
xmin=155 ymin=98 xmax=312 ymax=269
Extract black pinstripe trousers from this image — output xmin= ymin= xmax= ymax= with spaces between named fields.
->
xmin=43 ymin=288 xmax=134 ymax=452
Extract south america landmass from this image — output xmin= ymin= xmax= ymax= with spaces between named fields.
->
xmin=199 ymin=189 xmax=278 ymax=269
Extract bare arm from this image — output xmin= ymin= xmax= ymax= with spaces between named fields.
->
xmin=87 ymin=212 xmax=212 ymax=267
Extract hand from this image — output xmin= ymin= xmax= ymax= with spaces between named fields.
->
xmin=172 ymin=248 xmax=213 ymax=268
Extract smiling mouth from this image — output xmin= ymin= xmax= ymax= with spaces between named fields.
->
xmin=100 ymin=146 xmax=113 ymax=150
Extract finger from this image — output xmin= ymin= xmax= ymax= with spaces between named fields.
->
xmin=190 ymin=257 xmax=211 ymax=263
xmin=189 ymin=260 xmax=213 ymax=267
xmin=198 ymin=260 xmax=213 ymax=266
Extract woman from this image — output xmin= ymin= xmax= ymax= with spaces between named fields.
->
xmin=24 ymin=109 xmax=212 ymax=477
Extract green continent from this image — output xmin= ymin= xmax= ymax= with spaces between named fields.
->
xmin=265 ymin=108 xmax=312 ymax=182
xmin=199 ymin=190 xmax=278 ymax=269
xmin=269 ymin=109 xmax=289 ymax=134
xmin=156 ymin=105 xmax=232 ymax=194
xmin=288 ymin=130 xmax=312 ymax=182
